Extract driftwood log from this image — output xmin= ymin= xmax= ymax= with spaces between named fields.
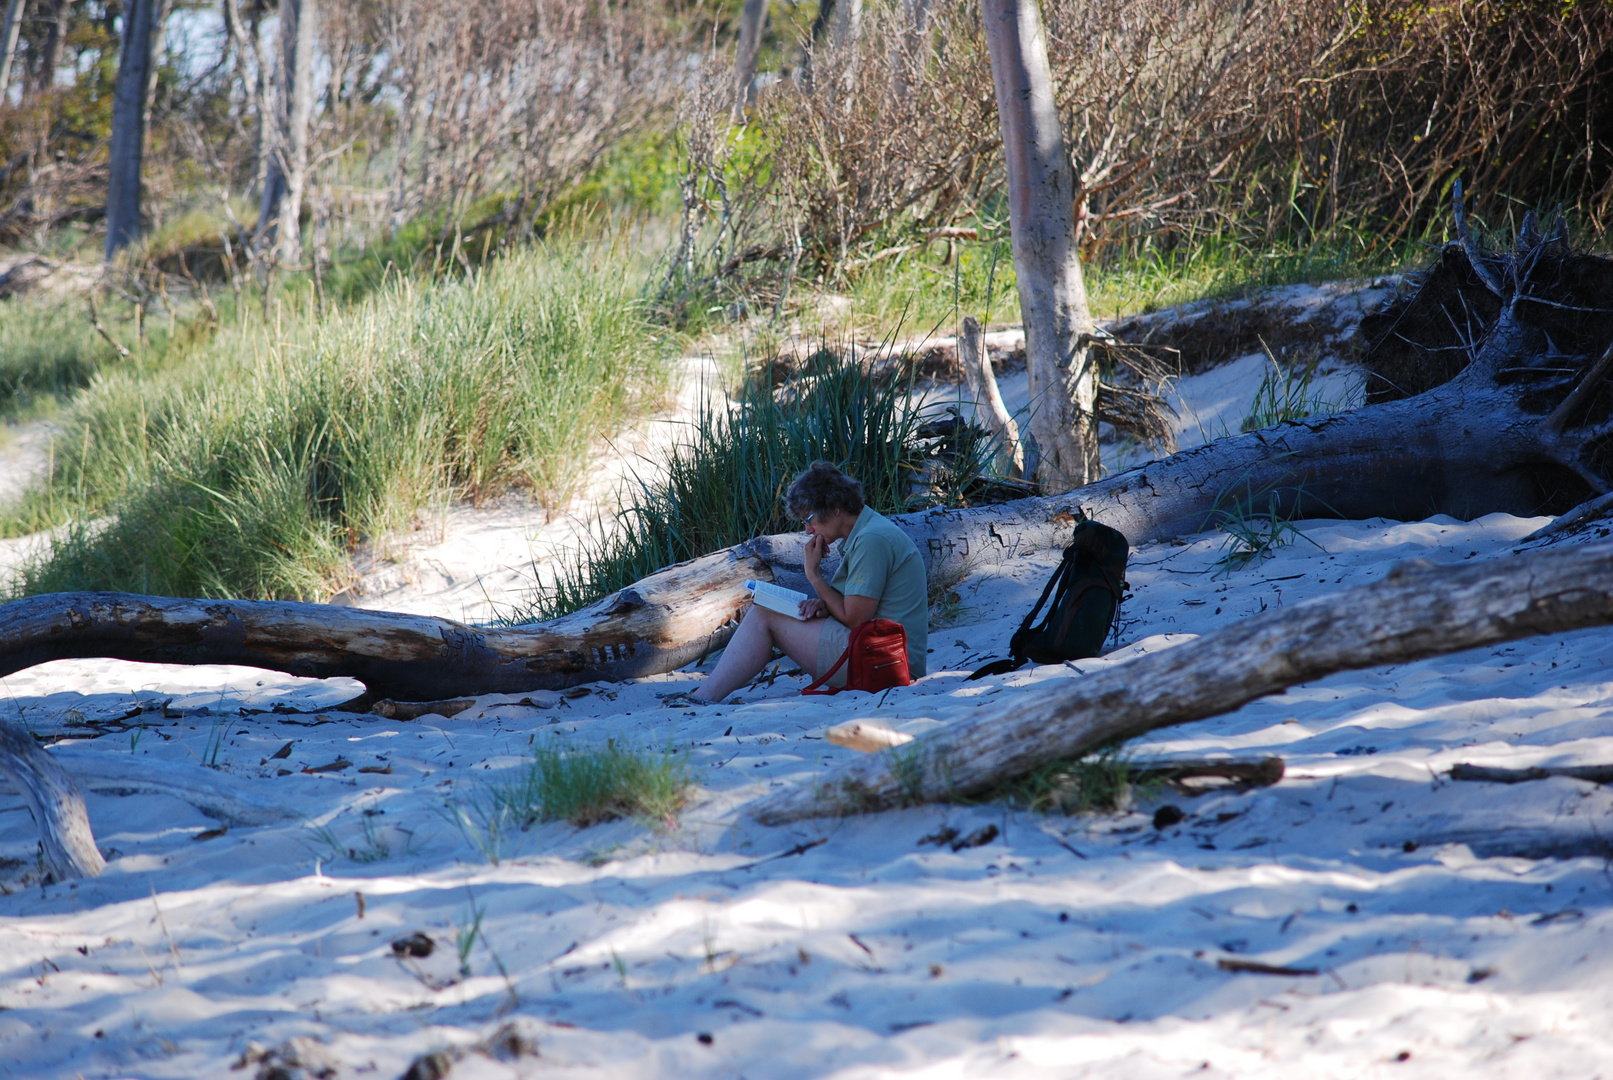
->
xmin=0 ymin=746 xmax=299 ymax=827
xmin=748 ymin=537 xmax=1613 ymax=823
xmin=0 ymin=720 xmax=105 ymax=879
xmin=1449 ymin=762 xmax=1613 ymax=785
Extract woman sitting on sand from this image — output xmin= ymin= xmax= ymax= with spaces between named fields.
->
xmin=674 ymin=461 xmax=928 ymax=705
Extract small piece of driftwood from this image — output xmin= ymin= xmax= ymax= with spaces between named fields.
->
xmin=0 ymin=746 xmax=299 ymax=827
xmin=0 ymin=720 xmax=105 ymax=880
xmin=370 ymin=698 xmax=477 ymax=721
xmin=1449 ymin=762 xmax=1613 ymax=785
xmin=960 ymin=315 xmax=1024 ymax=479
xmin=1217 ymin=958 xmax=1318 ymax=976
xmin=827 ymin=722 xmax=915 ymax=753
xmin=1133 ymin=756 xmax=1284 ymax=789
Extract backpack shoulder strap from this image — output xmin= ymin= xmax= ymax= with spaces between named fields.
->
xmin=967 ymin=548 xmax=1075 ymax=681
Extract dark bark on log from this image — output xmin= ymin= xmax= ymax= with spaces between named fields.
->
xmin=748 ymin=537 xmax=1613 ymax=824
xmin=370 ymin=698 xmax=477 ymax=720
xmin=0 ymin=543 xmax=768 ymax=699
xmin=1449 ymin=762 xmax=1613 ymax=785
xmin=1135 ymin=756 xmax=1285 ymax=789
xmin=0 ymin=721 xmax=105 ymax=879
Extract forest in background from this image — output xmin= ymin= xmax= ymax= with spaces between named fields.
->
xmin=0 ymin=0 xmax=1609 ymax=605
xmin=1 ymin=0 xmax=1609 ymax=302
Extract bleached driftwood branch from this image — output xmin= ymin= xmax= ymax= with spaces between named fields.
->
xmin=0 ymin=721 xmax=105 ymax=880
xmin=960 ymin=315 xmax=1024 ymax=478
xmin=0 ymin=746 xmax=300 ymax=827
xmin=749 ymin=539 xmax=1613 ymax=823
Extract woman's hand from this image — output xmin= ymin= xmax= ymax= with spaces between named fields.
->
xmin=798 ymin=597 xmax=826 ymax=620
xmin=803 ymin=532 xmax=828 ymax=580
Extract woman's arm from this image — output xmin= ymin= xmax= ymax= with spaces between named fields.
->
xmin=804 ymin=534 xmax=880 ymax=626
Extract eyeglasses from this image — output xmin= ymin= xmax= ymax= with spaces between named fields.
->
xmin=803 ymin=512 xmax=817 ymax=526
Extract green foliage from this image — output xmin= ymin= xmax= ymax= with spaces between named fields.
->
xmin=1207 ymin=473 xmax=1328 ymax=575
xmin=6 ymin=239 xmax=669 ymax=601
xmin=995 ymin=745 xmax=1147 ymax=815
xmin=885 ymin=743 xmax=929 ymax=808
xmin=1239 ymin=351 xmax=1355 ymax=433
xmin=838 ymin=233 xmax=1019 ymax=337
xmin=449 ymin=739 xmax=694 ymax=863
xmin=520 ymin=739 xmax=693 ymax=827
xmin=515 ymin=349 xmax=935 ymax=621
xmin=455 ymin=901 xmax=486 ymax=978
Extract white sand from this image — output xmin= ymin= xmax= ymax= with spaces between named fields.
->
xmin=6 ymin=284 xmax=1613 ymax=1077
xmin=4 ymin=509 xmax=1613 ymax=1078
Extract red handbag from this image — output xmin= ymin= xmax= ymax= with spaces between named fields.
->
xmin=802 ymin=618 xmax=912 ymax=695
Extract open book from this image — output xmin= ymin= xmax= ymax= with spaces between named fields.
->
xmin=745 ymin=579 xmax=812 ymax=620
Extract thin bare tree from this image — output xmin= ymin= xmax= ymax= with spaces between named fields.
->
xmin=0 ymin=0 xmax=24 ymax=99
xmin=981 ymin=0 xmax=1096 ymax=492
xmin=258 ymin=0 xmax=317 ymax=265
xmin=105 ymin=0 xmax=161 ymax=258
xmin=37 ymin=0 xmax=68 ymax=91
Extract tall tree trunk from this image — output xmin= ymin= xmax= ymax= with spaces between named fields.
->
xmin=828 ymin=0 xmax=862 ymax=94
xmin=829 ymin=0 xmax=861 ymax=48
xmin=732 ymin=0 xmax=767 ymax=120
xmin=222 ymin=0 xmax=270 ymax=206
xmin=798 ymin=0 xmax=834 ymax=91
xmin=105 ymin=0 xmax=158 ymax=259
xmin=981 ymin=0 xmax=1098 ymax=494
xmin=258 ymin=0 xmax=317 ymax=265
xmin=0 ymin=0 xmax=26 ymax=101
xmin=37 ymin=0 xmax=66 ymax=91
xmin=249 ymin=7 xmax=271 ymax=200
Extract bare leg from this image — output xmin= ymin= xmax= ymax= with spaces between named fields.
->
xmin=695 ymin=606 xmax=829 ymax=702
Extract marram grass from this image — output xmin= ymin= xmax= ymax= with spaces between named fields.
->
xmin=449 ymin=740 xmax=694 ymax=863
xmin=5 ymin=239 xmax=669 ymax=601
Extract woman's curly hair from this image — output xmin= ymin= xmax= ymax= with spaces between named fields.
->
xmin=784 ymin=461 xmax=865 ymax=521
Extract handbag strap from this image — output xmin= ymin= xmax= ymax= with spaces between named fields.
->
xmin=801 ymin=643 xmax=851 ymax=695
xmin=805 ymin=620 xmax=870 ymax=696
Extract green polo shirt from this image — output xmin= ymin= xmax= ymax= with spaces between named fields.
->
xmin=831 ymin=507 xmax=928 ymax=677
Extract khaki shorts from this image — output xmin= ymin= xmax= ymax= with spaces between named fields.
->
xmin=815 ymin=617 xmax=851 ymax=689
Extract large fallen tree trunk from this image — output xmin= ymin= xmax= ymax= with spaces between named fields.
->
xmin=749 ymin=536 xmax=1613 ymax=823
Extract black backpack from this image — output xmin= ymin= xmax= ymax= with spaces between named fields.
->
xmin=969 ymin=518 xmax=1130 ymax=680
